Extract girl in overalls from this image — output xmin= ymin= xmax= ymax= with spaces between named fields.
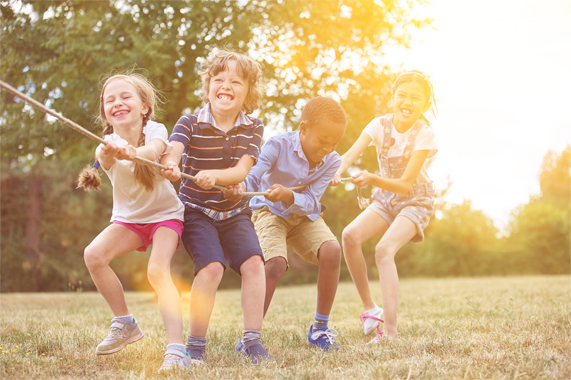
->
xmin=332 ymin=71 xmax=437 ymax=343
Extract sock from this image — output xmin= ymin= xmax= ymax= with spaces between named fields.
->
xmin=366 ymin=304 xmax=383 ymax=317
xmin=313 ymin=312 xmax=329 ymax=331
xmin=167 ymin=343 xmax=190 ymax=357
xmin=186 ymin=335 xmax=206 ymax=359
xmin=113 ymin=314 xmax=135 ymax=325
xmin=242 ymin=330 xmax=262 ymax=350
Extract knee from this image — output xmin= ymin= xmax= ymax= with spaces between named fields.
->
xmin=342 ymin=226 xmax=362 ymax=248
xmin=318 ymin=241 xmax=341 ymax=267
xmin=240 ymin=255 xmax=264 ymax=275
xmin=265 ymin=257 xmax=287 ymax=281
xmin=197 ymin=262 xmax=225 ymax=283
xmin=374 ymin=241 xmax=396 ymax=264
xmin=84 ymin=245 xmax=106 ymax=271
xmin=147 ymin=262 xmax=170 ymax=287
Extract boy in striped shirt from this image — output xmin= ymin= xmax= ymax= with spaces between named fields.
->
xmin=161 ymin=50 xmax=270 ymax=364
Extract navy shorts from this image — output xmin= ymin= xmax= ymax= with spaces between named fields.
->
xmin=181 ymin=206 xmax=264 ymax=275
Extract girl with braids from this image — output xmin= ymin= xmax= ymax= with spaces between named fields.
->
xmin=332 ymin=71 xmax=438 ymax=343
xmin=78 ymin=73 xmax=190 ymax=371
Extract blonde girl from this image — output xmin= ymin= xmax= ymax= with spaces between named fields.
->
xmin=78 ymin=73 xmax=190 ymax=370
xmin=332 ymin=71 xmax=438 ymax=342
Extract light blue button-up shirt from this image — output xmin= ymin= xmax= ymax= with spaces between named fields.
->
xmin=243 ymin=131 xmax=341 ymax=221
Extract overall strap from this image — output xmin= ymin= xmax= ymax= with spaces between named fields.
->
xmin=379 ymin=114 xmax=393 ymax=178
xmin=402 ymin=118 xmax=426 ymax=160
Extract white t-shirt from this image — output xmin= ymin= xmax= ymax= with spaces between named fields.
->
xmin=363 ymin=115 xmax=438 ymax=184
xmin=100 ymin=121 xmax=184 ymax=223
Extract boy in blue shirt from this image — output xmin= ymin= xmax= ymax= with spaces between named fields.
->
xmin=161 ymin=50 xmax=270 ymax=364
xmin=227 ymin=97 xmax=346 ymax=351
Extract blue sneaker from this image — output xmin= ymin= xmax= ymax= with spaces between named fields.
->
xmin=307 ymin=325 xmax=340 ymax=351
xmin=236 ymin=339 xmax=272 ymax=364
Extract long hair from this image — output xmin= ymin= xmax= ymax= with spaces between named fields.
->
xmin=77 ymin=73 xmax=161 ymax=192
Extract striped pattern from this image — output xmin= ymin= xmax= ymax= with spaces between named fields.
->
xmin=170 ymin=105 xmax=264 ymax=218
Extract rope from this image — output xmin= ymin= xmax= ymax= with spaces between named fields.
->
xmin=0 ymin=80 xmax=354 ymax=196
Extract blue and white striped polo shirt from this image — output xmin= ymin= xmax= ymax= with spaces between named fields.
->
xmin=169 ymin=104 xmax=264 ymax=219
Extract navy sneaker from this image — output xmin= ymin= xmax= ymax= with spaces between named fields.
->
xmin=307 ymin=325 xmax=340 ymax=351
xmin=236 ymin=339 xmax=271 ymax=364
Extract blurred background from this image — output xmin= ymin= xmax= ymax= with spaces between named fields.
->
xmin=1 ymin=0 xmax=569 ymax=293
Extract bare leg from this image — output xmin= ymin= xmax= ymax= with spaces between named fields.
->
xmin=240 ymin=255 xmax=266 ymax=330
xmin=315 ymin=241 xmax=341 ymax=316
xmin=375 ymin=216 xmax=417 ymax=338
xmin=341 ymin=210 xmax=390 ymax=311
xmin=84 ymin=224 xmax=143 ymax=316
xmin=263 ymin=257 xmax=287 ymax=316
xmin=189 ymin=262 xmax=224 ymax=337
xmin=147 ymin=227 xmax=183 ymax=345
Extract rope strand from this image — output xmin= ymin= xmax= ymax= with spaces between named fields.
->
xmin=0 ymin=80 xmax=355 ymax=196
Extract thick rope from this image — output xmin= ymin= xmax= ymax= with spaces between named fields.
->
xmin=0 ymin=80 xmax=354 ymax=196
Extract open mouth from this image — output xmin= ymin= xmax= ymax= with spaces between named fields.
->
xmin=217 ymin=93 xmax=234 ymax=101
xmin=113 ymin=110 xmax=129 ymax=117
xmin=400 ymin=108 xmax=413 ymax=116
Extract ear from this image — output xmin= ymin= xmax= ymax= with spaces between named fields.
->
xmin=141 ymin=104 xmax=150 ymax=117
xmin=299 ymin=120 xmax=308 ymax=135
xmin=422 ymin=100 xmax=431 ymax=113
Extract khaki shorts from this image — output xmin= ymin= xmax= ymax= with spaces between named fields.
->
xmin=251 ymin=206 xmax=337 ymax=267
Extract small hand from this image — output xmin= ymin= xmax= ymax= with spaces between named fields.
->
xmin=351 ymin=170 xmax=372 ymax=188
xmin=99 ymin=141 xmax=121 ymax=158
xmin=116 ymin=145 xmax=137 ymax=160
xmin=223 ymin=184 xmax=244 ymax=202
xmin=161 ymin=161 xmax=181 ymax=181
xmin=330 ymin=173 xmax=342 ymax=187
xmin=195 ymin=170 xmax=218 ymax=190
xmin=264 ymin=184 xmax=293 ymax=203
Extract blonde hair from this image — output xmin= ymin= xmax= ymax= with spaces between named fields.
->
xmin=198 ymin=49 xmax=263 ymax=114
xmin=78 ymin=73 xmax=162 ymax=192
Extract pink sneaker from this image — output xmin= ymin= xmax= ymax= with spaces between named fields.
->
xmin=360 ymin=309 xmax=384 ymax=335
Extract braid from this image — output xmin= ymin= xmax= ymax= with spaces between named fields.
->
xmin=133 ymin=119 xmax=158 ymax=192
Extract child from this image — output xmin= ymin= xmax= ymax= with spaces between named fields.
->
xmin=227 ymin=97 xmax=347 ymax=351
xmin=78 ymin=73 xmax=191 ymax=370
xmin=160 ymin=50 xmax=271 ymax=364
xmin=332 ymin=71 xmax=438 ymax=342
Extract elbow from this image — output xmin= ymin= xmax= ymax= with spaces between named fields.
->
xmin=396 ymin=179 xmax=415 ymax=194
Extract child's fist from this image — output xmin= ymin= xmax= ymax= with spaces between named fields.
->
xmin=330 ymin=173 xmax=342 ymax=186
xmin=161 ymin=161 xmax=181 ymax=181
xmin=116 ymin=145 xmax=137 ymax=160
xmin=351 ymin=170 xmax=371 ymax=188
xmin=99 ymin=141 xmax=120 ymax=157
xmin=223 ymin=184 xmax=244 ymax=202
xmin=265 ymin=183 xmax=293 ymax=204
xmin=195 ymin=170 xmax=217 ymax=190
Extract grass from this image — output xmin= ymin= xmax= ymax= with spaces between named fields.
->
xmin=1 ymin=276 xmax=570 ymax=379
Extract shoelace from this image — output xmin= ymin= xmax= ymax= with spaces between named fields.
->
xmin=107 ymin=324 xmax=128 ymax=340
xmin=359 ymin=312 xmax=384 ymax=326
xmin=311 ymin=328 xmax=339 ymax=345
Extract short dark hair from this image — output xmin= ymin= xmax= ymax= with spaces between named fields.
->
xmin=300 ymin=97 xmax=347 ymax=129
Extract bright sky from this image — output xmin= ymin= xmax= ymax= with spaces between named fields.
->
xmin=386 ymin=0 xmax=571 ymax=229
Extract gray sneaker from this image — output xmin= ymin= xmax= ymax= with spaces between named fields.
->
xmin=159 ymin=348 xmax=198 ymax=371
xmin=96 ymin=318 xmax=144 ymax=355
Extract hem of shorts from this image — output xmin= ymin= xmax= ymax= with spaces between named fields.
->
xmin=395 ymin=214 xmax=424 ymax=243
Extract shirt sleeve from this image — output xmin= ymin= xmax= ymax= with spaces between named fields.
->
xmin=414 ymin=126 xmax=438 ymax=158
xmin=362 ymin=117 xmax=383 ymax=147
xmin=243 ymin=119 xmax=264 ymax=163
xmin=169 ymin=114 xmax=193 ymax=146
xmin=282 ymin=154 xmax=342 ymax=217
xmin=243 ymin=137 xmax=279 ymax=193
xmin=144 ymin=121 xmax=173 ymax=154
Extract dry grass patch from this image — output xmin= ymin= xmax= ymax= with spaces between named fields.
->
xmin=1 ymin=276 xmax=569 ymax=379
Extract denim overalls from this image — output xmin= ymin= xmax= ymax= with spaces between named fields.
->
xmin=365 ymin=115 xmax=435 ymax=242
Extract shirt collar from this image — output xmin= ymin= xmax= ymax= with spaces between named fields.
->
xmin=291 ymin=131 xmax=325 ymax=169
xmin=197 ymin=103 xmax=253 ymax=131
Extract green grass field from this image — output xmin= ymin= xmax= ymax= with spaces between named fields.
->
xmin=1 ymin=276 xmax=570 ymax=379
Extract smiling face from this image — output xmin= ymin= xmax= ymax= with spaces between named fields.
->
xmin=299 ymin=119 xmax=345 ymax=168
xmin=207 ymin=60 xmax=249 ymax=122
xmin=392 ymin=81 xmax=430 ymax=131
xmin=102 ymin=79 xmax=148 ymax=131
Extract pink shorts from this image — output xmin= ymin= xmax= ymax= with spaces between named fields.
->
xmin=113 ymin=219 xmax=184 ymax=252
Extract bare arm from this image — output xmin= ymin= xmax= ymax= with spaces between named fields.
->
xmin=331 ymin=132 xmax=372 ymax=185
xmin=352 ymin=149 xmax=430 ymax=194
xmin=194 ymin=155 xmax=256 ymax=189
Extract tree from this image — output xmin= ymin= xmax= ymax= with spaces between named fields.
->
xmin=1 ymin=0 xmax=431 ymax=291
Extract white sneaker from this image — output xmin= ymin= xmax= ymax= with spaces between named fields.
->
xmin=360 ymin=307 xmax=384 ymax=335
xmin=159 ymin=348 xmax=196 ymax=371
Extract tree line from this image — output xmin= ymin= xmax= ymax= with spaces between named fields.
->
xmin=1 ymin=1 xmax=569 ymax=292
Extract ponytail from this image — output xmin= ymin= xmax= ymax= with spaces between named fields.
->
xmin=77 ymin=162 xmax=102 ymax=191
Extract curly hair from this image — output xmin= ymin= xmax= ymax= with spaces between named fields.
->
xmin=300 ymin=97 xmax=347 ymax=129
xmin=198 ymin=49 xmax=263 ymax=114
